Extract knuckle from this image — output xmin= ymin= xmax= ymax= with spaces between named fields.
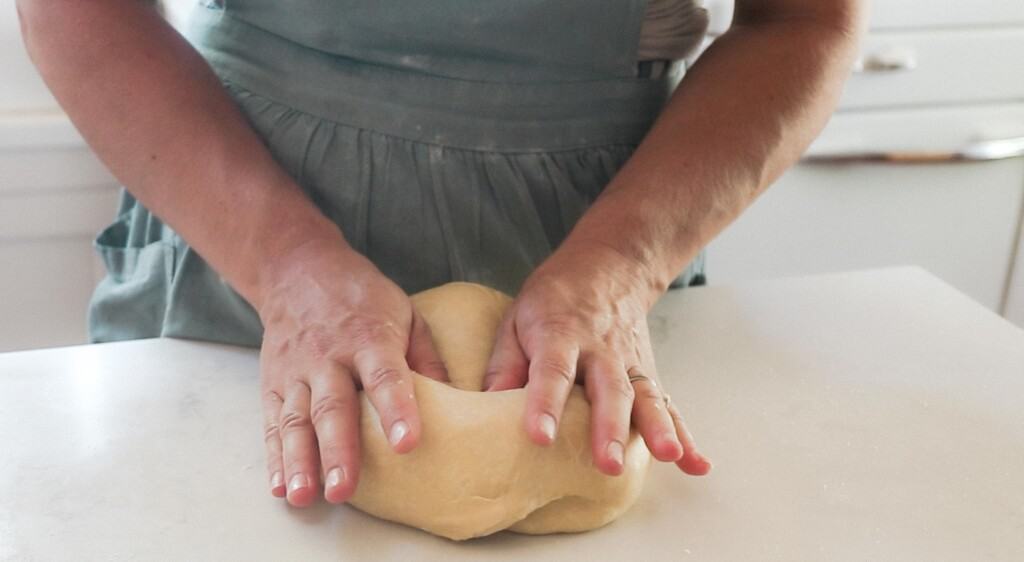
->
xmin=539 ymin=317 xmax=577 ymax=336
xmin=607 ymin=374 xmax=636 ymax=401
xmin=284 ymin=457 xmax=313 ymax=475
xmin=309 ymin=395 xmax=355 ymax=426
xmin=262 ymin=389 xmax=284 ymax=406
xmin=263 ymin=422 xmax=281 ymax=444
xmin=522 ymin=314 xmax=578 ymax=347
xmin=537 ymin=357 xmax=576 ymax=385
xmin=279 ymin=409 xmax=313 ymax=433
xmin=634 ymin=383 xmax=662 ymax=404
xmin=666 ymin=401 xmax=685 ymax=423
xmin=342 ymin=316 xmax=403 ymax=348
xmin=363 ymin=366 xmax=407 ymax=394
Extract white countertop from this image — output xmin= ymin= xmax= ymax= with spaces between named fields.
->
xmin=3 ymin=267 xmax=1023 ymax=561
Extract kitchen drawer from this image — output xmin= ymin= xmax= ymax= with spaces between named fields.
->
xmin=807 ymin=103 xmax=1024 ymax=157
xmin=0 ymin=110 xmax=119 ymax=351
xmin=700 ymin=1 xmax=1024 ymax=35
xmin=839 ymin=28 xmax=1024 ymax=110
xmin=0 ymin=188 xmax=119 ymax=241
xmin=709 ymin=103 xmax=1024 ymax=314
xmin=707 ymin=157 xmax=1024 ymax=312
xmin=0 ymin=145 xmax=117 ymax=195
xmin=870 ymin=0 xmax=1024 ymax=30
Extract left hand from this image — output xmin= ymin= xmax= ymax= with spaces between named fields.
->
xmin=483 ymin=241 xmax=712 ymax=476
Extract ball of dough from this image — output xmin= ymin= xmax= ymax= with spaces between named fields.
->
xmin=347 ymin=282 xmax=650 ymax=540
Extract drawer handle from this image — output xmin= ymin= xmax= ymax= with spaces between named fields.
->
xmin=803 ymin=136 xmax=1024 ymax=165
xmin=853 ymin=49 xmax=917 ymax=73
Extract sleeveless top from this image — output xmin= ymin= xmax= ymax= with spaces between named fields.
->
xmin=639 ymin=0 xmax=709 ymax=62
xmin=88 ymin=1 xmax=709 ymax=346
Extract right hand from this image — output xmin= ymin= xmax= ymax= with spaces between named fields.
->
xmin=256 ymin=240 xmax=448 ymax=507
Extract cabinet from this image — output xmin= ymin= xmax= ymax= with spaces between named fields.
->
xmin=1007 ymin=227 xmax=1024 ymax=327
xmin=0 ymin=5 xmax=119 ymax=352
xmin=700 ymin=1 xmax=1024 ymax=325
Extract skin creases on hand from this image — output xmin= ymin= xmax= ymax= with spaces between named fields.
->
xmin=255 ymin=247 xmax=449 ymax=507
xmin=483 ymin=248 xmax=712 ymax=476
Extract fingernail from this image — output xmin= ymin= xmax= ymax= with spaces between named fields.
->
xmin=389 ymin=420 xmax=409 ymax=447
xmin=538 ymin=413 xmax=557 ymax=442
xmin=607 ymin=440 xmax=625 ymax=467
xmin=270 ymin=471 xmax=284 ymax=491
xmin=325 ymin=467 xmax=344 ymax=489
xmin=288 ymin=473 xmax=309 ymax=494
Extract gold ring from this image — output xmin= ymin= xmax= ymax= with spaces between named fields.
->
xmin=626 ymin=366 xmax=652 ymax=385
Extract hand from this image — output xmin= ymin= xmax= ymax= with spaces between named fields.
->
xmin=483 ymin=242 xmax=711 ymax=476
xmin=256 ymin=240 xmax=448 ymax=507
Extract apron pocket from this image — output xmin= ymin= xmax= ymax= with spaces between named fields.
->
xmin=88 ymin=218 xmax=177 ymax=342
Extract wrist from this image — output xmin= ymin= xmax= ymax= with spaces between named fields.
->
xmin=232 ymin=181 xmax=365 ymax=312
xmin=254 ymin=231 xmax=367 ymax=314
xmin=532 ymin=237 xmax=667 ymax=311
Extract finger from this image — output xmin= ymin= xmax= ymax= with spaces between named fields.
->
xmin=353 ymin=345 xmax=421 ymax=454
xmin=406 ymin=309 xmax=449 ymax=382
xmin=584 ymin=355 xmax=634 ymax=476
xmin=523 ymin=338 xmax=579 ymax=445
xmin=667 ymin=399 xmax=713 ymax=476
xmin=261 ymin=388 xmax=287 ymax=498
xmin=308 ymin=365 xmax=361 ymax=504
xmin=279 ymin=381 xmax=321 ymax=507
xmin=629 ymin=370 xmax=683 ymax=462
xmin=483 ymin=311 xmax=529 ymax=391
xmin=632 ymin=319 xmax=691 ymax=466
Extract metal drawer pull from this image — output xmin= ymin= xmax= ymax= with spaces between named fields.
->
xmin=803 ymin=136 xmax=1024 ymax=165
xmin=853 ymin=49 xmax=918 ymax=73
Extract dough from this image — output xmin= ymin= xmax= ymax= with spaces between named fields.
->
xmin=348 ymin=282 xmax=650 ymax=540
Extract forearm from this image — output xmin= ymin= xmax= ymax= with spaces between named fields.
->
xmin=553 ymin=3 xmax=864 ymax=303
xmin=17 ymin=0 xmax=348 ymax=308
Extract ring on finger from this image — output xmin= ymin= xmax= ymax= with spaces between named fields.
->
xmin=628 ymin=367 xmax=673 ymax=410
xmin=626 ymin=366 xmax=654 ymax=386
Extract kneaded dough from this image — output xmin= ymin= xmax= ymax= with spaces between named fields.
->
xmin=347 ymin=282 xmax=650 ymax=540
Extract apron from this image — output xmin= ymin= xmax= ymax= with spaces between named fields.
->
xmin=88 ymin=0 xmax=707 ymax=347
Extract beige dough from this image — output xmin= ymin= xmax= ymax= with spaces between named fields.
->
xmin=348 ymin=282 xmax=650 ymax=540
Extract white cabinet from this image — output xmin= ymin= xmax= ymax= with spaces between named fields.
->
xmin=1007 ymin=227 xmax=1024 ymax=327
xmin=700 ymin=0 xmax=1024 ymax=33
xmin=0 ymin=2 xmax=203 ymax=352
xmin=840 ymin=28 xmax=1024 ymax=110
xmin=0 ymin=3 xmax=120 ymax=352
xmin=703 ymin=2 xmax=1024 ymax=326
xmin=0 ymin=3 xmax=58 ymax=111
xmin=707 ymin=154 xmax=1024 ymax=312
xmin=708 ymin=103 xmax=1024 ymax=316
xmin=0 ymin=117 xmax=119 ymax=352
xmin=869 ymin=0 xmax=1024 ymax=30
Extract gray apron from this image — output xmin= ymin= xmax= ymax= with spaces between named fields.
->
xmin=88 ymin=0 xmax=707 ymax=347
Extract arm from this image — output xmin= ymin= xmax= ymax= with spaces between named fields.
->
xmin=485 ymin=0 xmax=865 ymax=474
xmin=16 ymin=0 xmax=329 ymax=302
xmin=565 ymin=0 xmax=865 ymax=298
xmin=17 ymin=0 xmax=447 ymax=506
